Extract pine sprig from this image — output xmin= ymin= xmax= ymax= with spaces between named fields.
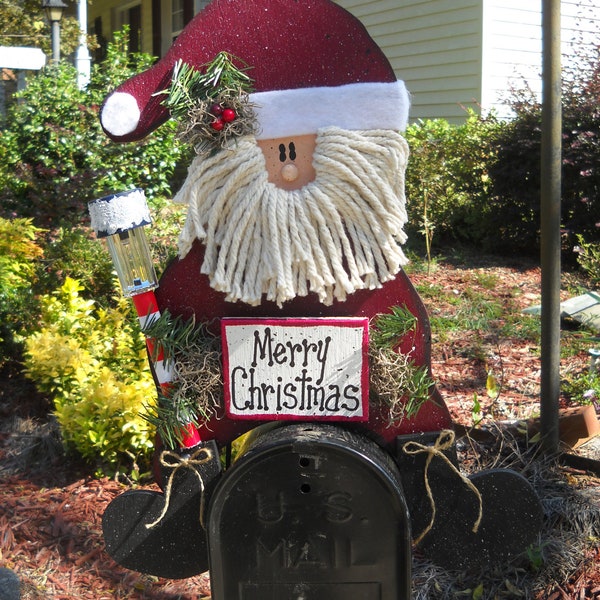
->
xmin=141 ymin=311 xmax=222 ymax=449
xmin=164 ymin=55 xmax=253 ymax=118
xmin=141 ymin=309 xmax=200 ymax=369
xmin=144 ymin=391 xmax=201 ymax=451
xmin=369 ymin=347 xmax=434 ymax=423
xmin=370 ymin=305 xmax=418 ymax=350
xmin=156 ymin=53 xmax=256 ymax=154
xmin=370 ymin=305 xmax=433 ymax=422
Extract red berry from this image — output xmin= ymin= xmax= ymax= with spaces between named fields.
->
xmin=211 ymin=118 xmax=224 ymax=131
xmin=210 ymin=103 xmax=223 ymax=116
xmin=222 ymin=108 xmax=237 ymax=123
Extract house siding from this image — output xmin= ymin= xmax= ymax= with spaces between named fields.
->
xmin=561 ymin=0 xmax=600 ymax=71
xmin=89 ymin=0 xmax=600 ymax=123
xmin=339 ymin=0 xmax=600 ymax=122
xmin=480 ymin=1 xmax=542 ymax=118
xmin=337 ymin=0 xmax=483 ymax=123
xmin=481 ymin=0 xmax=600 ymax=118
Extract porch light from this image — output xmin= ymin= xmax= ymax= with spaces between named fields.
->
xmin=42 ymin=0 xmax=68 ymax=23
xmin=42 ymin=0 xmax=68 ymax=63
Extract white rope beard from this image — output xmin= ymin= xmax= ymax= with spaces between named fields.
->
xmin=174 ymin=126 xmax=410 ymax=307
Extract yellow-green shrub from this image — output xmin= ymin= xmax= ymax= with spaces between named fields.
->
xmin=24 ymin=277 xmax=155 ymax=476
xmin=0 ymin=217 xmax=44 ymax=365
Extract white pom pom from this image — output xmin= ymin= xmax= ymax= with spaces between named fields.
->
xmin=100 ymin=92 xmax=141 ymax=137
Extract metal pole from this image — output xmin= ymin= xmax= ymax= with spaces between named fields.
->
xmin=51 ymin=20 xmax=61 ymax=63
xmin=540 ymin=0 xmax=561 ymax=455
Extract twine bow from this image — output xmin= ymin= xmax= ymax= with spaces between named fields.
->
xmin=402 ymin=429 xmax=483 ymax=545
xmin=146 ymin=446 xmax=214 ymax=530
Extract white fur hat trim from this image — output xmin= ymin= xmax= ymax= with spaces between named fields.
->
xmin=251 ymin=80 xmax=409 ymax=140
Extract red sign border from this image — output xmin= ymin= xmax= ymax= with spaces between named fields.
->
xmin=221 ymin=317 xmax=369 ymax=422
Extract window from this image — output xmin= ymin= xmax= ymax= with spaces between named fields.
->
xmin=159 ymin=0 xmax=211 ymax=56
xmin=172 ymin=0 xmax=186 ymax=35
xmin=171 ymin=0 xmax=193 ymax=42
xmin=117 ymin=3 xmax=142 ymax=53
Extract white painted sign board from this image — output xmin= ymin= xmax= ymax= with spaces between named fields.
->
xmin=0 ymin=47 xmax=47 ymax=70
xmin=222 ymin=317 xmax=369 ymax=421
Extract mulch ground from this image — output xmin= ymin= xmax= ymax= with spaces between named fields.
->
xmin=1 ymin=252 xmax=599 ymax=599
xmin=0 ymin=473 xmax=211 ymax=599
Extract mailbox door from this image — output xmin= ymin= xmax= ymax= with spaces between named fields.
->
xmin=207 ymin=424 xmax=411 ymax=600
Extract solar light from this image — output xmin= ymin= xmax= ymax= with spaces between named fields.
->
xmin=88 ymin=189 xmax=158 ymax=297
xmin=88 ymin=189 xmax=201 ymax=449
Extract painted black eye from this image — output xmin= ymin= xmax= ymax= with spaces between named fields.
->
xmin=278 ymin=144 xmax=286 ymax=162
xmin=289 ymin=142 xmax=297 ymax=161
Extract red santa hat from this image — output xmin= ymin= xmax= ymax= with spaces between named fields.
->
xmin=100 ymin=0 xmax=409 ymax=142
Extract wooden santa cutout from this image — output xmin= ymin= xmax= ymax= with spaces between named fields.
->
xmin=97 ymin=0 xmax=542 ymax=583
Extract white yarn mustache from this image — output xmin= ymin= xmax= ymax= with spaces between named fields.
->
xmin=174 ymin=127 xmax=410 ymax=307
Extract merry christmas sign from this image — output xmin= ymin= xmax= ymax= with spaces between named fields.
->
xmin=222 ymin=318 xmax=369 ymax=421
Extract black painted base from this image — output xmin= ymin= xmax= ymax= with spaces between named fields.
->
xmin=102 ymin=440 xmax=221 ymax=579
xmin=395 ymin=431 xmax=543 ymax=571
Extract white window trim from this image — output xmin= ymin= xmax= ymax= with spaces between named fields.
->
xmin=160 ymin=0 xmax=211 ymax=56
xmin=114 ymin=1 xmax=142 ymax=32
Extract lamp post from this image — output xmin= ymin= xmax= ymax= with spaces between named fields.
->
xmin=42 ymin=0 xmax=68 ymax=63
xmin=540 ymin=0 xmax=562 ymax=456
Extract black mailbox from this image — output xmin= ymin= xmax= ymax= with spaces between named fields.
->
xmin=207 ymin=423 xmax=412 ymax=600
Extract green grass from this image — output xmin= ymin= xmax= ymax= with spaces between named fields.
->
xmin=562 ymin=369 xmax=600 ymax=404
xmin=413 ymin=257 xmax=541 ymax=341
xmin=472 ymin=270 xmax=500 ymax=290
xmin=411 ymin=255 xmax=600 ymax=407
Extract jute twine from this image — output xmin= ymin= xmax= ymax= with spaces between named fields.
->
xmin=402 ymin=429 xmax=483 ymax=545
xmin=145 ymin=446 xmax=214 ymax=530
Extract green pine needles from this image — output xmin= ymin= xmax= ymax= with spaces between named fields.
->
xmin=163 ymin=53 xmax=253 ymax=120
xmin=370 ymin=305 xmax=418 ymax=350
xmin=141 ymin=311 xmax=222 ymax=450
xmin=157 ymin=53 xmax=256 ymax=155
xmin=370 ymin=305 xmax=435 ymax=421
xmin=141 ymin=305 xmax=434 ymax=449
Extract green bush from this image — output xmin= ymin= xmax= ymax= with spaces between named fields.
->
xmin=404 ymin=42 xmax=600 ymax=259
xmin=38 ymin=226 xmax=116 ymax=302
xmin=487 ymin=46 xmax=600 ymax=257
xmin=404 ymin=110 xmax=501 ymax=251
xmin=0 ymin=28 xmax=185 ymax=227
xmin=23 ymin=277 xmax=155 ymax=476
xmin=0 ymin=28 xmax=185 ymax=473
xmin=574 ymin=235 xmax=600 ymax=287
xmin=484 ymin=102 xmax=541 ymax=254
xmin=0 ymin=215 xmax=124 ymax=367
xmin=0 ymin=217 xmax=44 ymax=366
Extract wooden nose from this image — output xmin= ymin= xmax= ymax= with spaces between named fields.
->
xmin=281 ymin=163 xmax=299 ymax=182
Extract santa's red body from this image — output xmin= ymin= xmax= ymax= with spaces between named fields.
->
xmin=155 ymin=240 xmax=453 ymax=449
xmin=99 ymin=0 xmax=452 ymax=450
